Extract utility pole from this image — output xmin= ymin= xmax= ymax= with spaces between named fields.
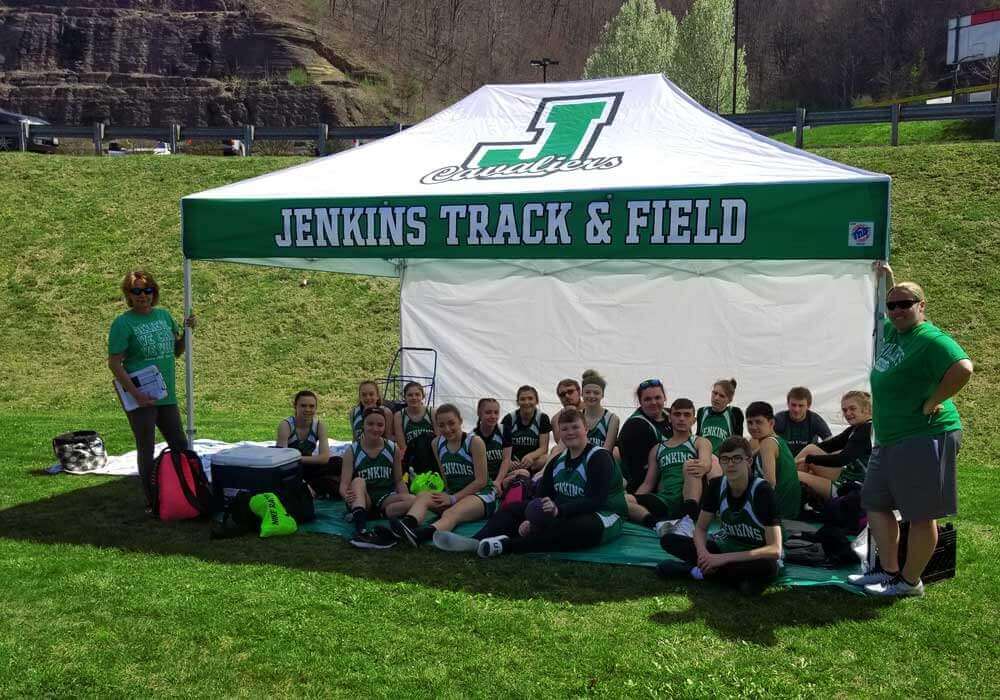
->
xmin=530 ymin=58 xmax=559 ymax=83
xmin=732 ymin=0 xmax=740 ymax=114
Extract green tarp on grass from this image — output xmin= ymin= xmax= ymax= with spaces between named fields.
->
xmin=302 ymin=501 xmax=864 ymax=593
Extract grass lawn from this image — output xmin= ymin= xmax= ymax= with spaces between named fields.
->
xmin=1 ymin=145 xmax=998 ymax=697
xmin=771 ymin=119 xmax=996 ymax=148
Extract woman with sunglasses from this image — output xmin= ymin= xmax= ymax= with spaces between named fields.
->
xmin=616 ymin=378 xmax=672 ymax=494
xmin=107 ymin=270 xmax=195 ymax=514
xmin=849 ymin=263 xmax=973 ymax=598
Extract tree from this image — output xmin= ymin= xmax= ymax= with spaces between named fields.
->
xmin=583 ymin=0 xmax=678 ymax=79
xmin=671 ymin=0 xmax=749 ymax=113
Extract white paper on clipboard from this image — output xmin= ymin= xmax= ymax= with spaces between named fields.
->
xmin=115 ymin=364 xmax=168 ymax=411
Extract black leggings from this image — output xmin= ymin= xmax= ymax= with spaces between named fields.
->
xmin=474 ymin=502 xmax=605 ymax=554
xmin=126 ymin=403 xmax=188 ymax=508
xmin=660 ymin=533 xmax=780 ymax=586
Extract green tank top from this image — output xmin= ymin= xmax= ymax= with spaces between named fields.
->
xmin=474 ymin=425 xmax=505 ymax=480
xmin=711 ymin=476 xmax=772 ymax=553
xmin=653 ymin=436 xmax=698 ymax=505
xmin=753 ymin=435 xmax=800 ymax=519
xmin=505 ymin=409 xmax=544 ymax=461
xmin=697 ymin=406 xmax=735 ymax=453
xmin=437 ymin=433 xmax=478 ymax=493
xmin=352 ymin=438 xmax=396 ymax=500
xmin=586 ymin=409 xmax=613 ymax=447
xmin=550 ymin=445 xmax=628 ymax=518
xmin=402 ymin=408 xmax=434 ymax=447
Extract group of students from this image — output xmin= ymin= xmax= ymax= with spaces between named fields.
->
xmin=277 ymin=371 xmax=874 ymax=594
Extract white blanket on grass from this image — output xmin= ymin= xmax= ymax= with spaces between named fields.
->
xmin=63 ymin=439 xmax=351 ymax=479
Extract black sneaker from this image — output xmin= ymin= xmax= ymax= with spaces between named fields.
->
xmin=654 ymin=559 xmax=694 ymax=579
xmin=389 ymin=516 xmax=419 ymax=547
xmin=350 ymin=529 xmax=397 ymax=550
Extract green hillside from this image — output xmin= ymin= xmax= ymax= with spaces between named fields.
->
xmin=0 ymin=144 xmax=998 ymax=697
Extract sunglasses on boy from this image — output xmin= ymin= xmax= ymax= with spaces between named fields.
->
xmin=886 ymin=299 xmax=919 ymax=311
xmin=131 ymin=287 xmax=155 ymax=295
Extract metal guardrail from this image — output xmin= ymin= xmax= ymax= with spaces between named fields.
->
xmin=0 ymin=101 xmax=996 ymax=154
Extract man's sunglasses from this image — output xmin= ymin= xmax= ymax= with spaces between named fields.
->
xmin=886 ymin=299 xmax=919 ymax=311
xmin=131 ymin=287 xmax=155 ymax=295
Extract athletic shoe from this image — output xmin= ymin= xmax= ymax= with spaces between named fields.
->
xmin=349 ymin=529 xmax=397 ymax=550
xmin=865 ymin=576 xmax=925 ymax=597
xmin=654 ymin=520 xmax=677 ymax=539
xmin=847 ymin=566 xmax=897 ymax=587
xmin=432 ymin=530 xmax=480 ymax=553
xmin=671 ymin=515 xmax=695 ymax=539
xmin=690 ymin=566 xmax=704 ymax=581
xmin=389 ymin=516 xmax=419 ymax=547
xmin=654 ymin=559 xmax=692 ymax=578
xmin=477 ymin=535 xmax=508 ymax=558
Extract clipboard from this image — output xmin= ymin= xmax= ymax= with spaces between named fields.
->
xmin=114 ymin=364 xmax=167 ymax=411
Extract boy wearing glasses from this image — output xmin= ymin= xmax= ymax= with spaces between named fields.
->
xmin=656 ymin=436 xmax=783 ymax=593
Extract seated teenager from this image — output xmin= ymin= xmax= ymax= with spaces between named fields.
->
xmin=627 ymin=398 xmax=718 ymax=536
xmin=389 ymin=404 xmax=495 ymax=547
xmin=497 ymin=385 xmax=552 ymax=487
xmin=393 ymin=381 xmax=437 ymax=475
xmin=696 ymin=378 xmax=744 ymax=454
xmin=657 ymin=436 xmax=783 ymax=594
xmin=550 ymin=377 xmax=583 ymax=447
xmin=796 ymin=391 xmax=873 ymax=503
xmin=616 ymin=379 xmax=672 ymax=494
xmin=341 ymin=407 xmax=415 ymax=549
xmin=746 ymin=401 xmax=802 ymax=520
xmin=349 ymin=380 xmax=395 ymax=442
xmin=581 ymin=369 xmax=620 ymax=452
xmin=473 ymin=397 xmax=509 ymax=494
xmin=774 ymin=386 xmax=832 ymax=455
xmin=472 ymin=408 xmax=628 ymax=557
xmin=276 ymin=390 xmax=338 ymax=499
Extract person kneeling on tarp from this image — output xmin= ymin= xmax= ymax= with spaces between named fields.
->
xmin=657 ymin=436 xmax=783 ymax=594
xmin=390 ymin=404 xmax=496 ymax=547
xmin=342 ymin=407 xmax=415 ymax=549
xmin=467 ymin=408 xmax=628 ymax=558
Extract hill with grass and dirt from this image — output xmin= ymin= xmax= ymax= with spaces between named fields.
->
xmin=0 ymin=142 xmax=998 ymax=697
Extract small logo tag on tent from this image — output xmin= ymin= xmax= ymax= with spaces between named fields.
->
xmin=848 ymin=221 xmax=874 ymax=247
xmin=421 ymin=93 xmax=624 ymax=185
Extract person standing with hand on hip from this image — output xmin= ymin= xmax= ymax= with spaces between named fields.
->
xmin=850 ymin=262 xmax=973 ymax=597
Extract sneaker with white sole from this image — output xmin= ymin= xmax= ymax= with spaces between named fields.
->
xmin=865 ymin=576 xmax=924 ymax=597
xmin=389 ymin=516 xmax=419 ymax=547
xmin=847 ymin=566 xmax=898 ymax=587
xmin=349 ymin=529 xmax=397 ymax=550
xmin=432 ymin=530 xmax=480 ymax=553
xmin=671 ymin=515 xmax=695 ymax=539
xmin=654 ymin=519 xmax=677 ymax=539
xmin=477 ymin=535 xmax=509 ymax=558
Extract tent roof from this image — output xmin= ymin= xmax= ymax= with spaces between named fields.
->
xmin=185 ymin=74 xmax=887 ymax=203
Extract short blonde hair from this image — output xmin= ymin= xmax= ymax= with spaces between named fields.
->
xmin=841 ymin=390 xmax=872 ymax=414
xmin=888 ymin=282 xmax=925 ymax=302
xmin=120 ymin=270 xmax=159 ymax=308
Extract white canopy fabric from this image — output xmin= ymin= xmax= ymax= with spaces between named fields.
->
xmin=181 ymin=74 xmax=890 ymax=436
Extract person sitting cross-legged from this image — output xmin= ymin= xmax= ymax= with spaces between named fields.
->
xmin=657 ymin=436 xmax=783 ymax=595
xmin=795 ymin=390 xmax=873 ymax=504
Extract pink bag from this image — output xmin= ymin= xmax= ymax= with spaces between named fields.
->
xmin=151 ymin=449 xmax=213 ymax=520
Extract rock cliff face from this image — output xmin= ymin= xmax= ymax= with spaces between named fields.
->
xmin=0 ymin=0 xmax=395 ymax=126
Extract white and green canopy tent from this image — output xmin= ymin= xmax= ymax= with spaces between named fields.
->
xmin=181 ymin=73 xmax=889 ymax=440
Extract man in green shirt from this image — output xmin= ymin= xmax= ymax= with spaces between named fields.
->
xmin=850 ymin=263 xmax=973 ymax=597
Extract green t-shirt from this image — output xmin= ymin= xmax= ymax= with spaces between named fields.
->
xmin=107 ymin=308 xmax=180 ymax=406
xmin=871 ymin=319 xmax=968 ymax=445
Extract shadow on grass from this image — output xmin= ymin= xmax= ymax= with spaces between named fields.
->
xmin=649 ymin=584 xmax=888 ymax=646
xmin=0 ymin=477 xmax=671 ymax=604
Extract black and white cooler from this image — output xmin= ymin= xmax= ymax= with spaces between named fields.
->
xmin=210 ymin=446 xmax=302 ymax=512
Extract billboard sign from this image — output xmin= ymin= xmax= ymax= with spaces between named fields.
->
xmin=947 ymin=10 xmax=1000 ymax=64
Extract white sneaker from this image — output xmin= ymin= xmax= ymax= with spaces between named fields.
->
xmin=847 ymin=567 xmax=897 ymax=587
xmin=671 ymin=515 xmax=695 ymax=539
xmin=865 ymin=577 xmax=925 ymax=597
xmin=432 ymin=530 xmax=479 ymax=553
xmin=477 ymin=535 xmax=508 ymax=558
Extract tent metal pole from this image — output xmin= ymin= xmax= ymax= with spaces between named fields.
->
xmin=182 ymin=257 xmax=196 ymax=448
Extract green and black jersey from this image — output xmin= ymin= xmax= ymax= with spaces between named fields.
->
xmin=402 ymin=408 xmax=434 ymax=448
xmin=351 ymin=438 xmax=397 ymax=506
xmin=501 ymin=409 xmax=552 ymax=461
xmin=650 ymin=436 xmax=699 ymax=508
xmin=349 ymin=404 xmax=365 ymax=441
xmin=474 ymin=425 xmax=505 ymax=480
xmin=696 ymin=405 xmax=744 ymax=454
xmin=539 ymin=444 xmax=627 ymax=543
xmin=284 ymin=416 xmax=319 ymax=457
xmin=701 ymin=474 xmax=781 ymax=554
xmin=586 ymin=409 xmax=616 ymax=448
xmin=436 ymin=433 xmax=479 ymax=493
xmin=753 ymin=434 xmax=801 ymax=520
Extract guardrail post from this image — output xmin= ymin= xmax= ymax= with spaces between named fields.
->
xmin=170 ymin=124 xmax=180 ymax=154
xmin=242 ymin=124 xmax=254 ymax=156
xmin=16 ymin=120 xmax=28 ymax=152
xmin=795 ymin=108 xmax=806 ymax=148
xmin=316 ymin=123 xmax=328 ymax=156
xmin=994 ymin=98 xmax=999 ymax=141
xmin=890 ymin=104 xmax=900 ymax=146
xmin=93 ymin=122 xmax=104 ymax=155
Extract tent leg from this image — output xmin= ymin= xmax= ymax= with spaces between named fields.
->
xmin=183 ymin=257 xmax=196 ymax=448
